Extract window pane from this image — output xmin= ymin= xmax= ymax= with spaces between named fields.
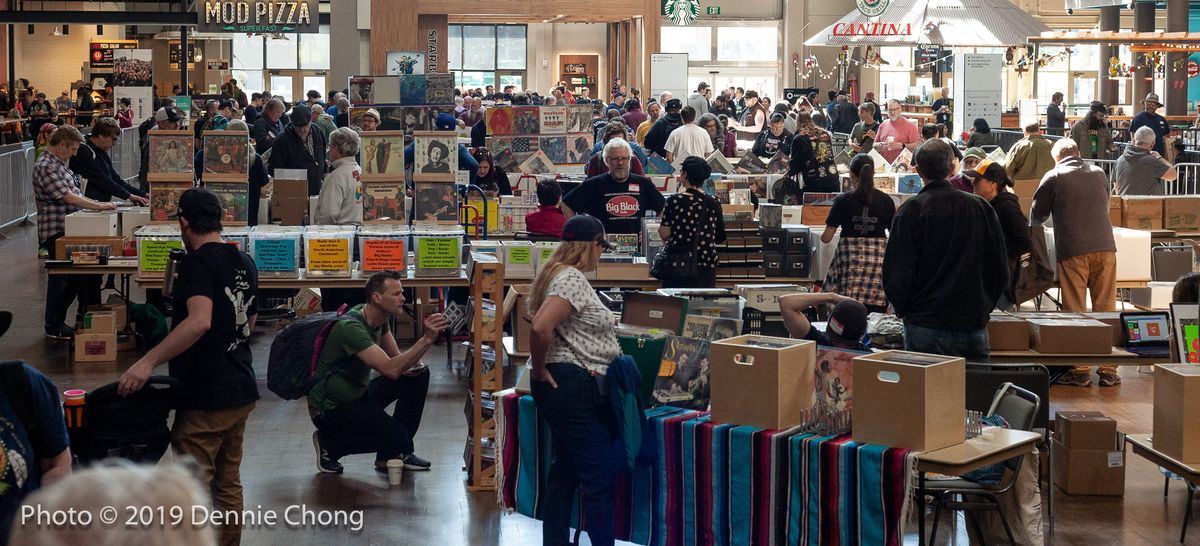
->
xmin=462 ymin=26 xmax=496 ymax=70
xmin=265 ymin=36 xmax=298 ymax=69
xmin=660 ymin=26 xmax=712 ymax=62
xmin=459 ymin=71 xmax=496 ymax=89
xmin=230 ymin=70 xmax=264 ymax=96
xmin=1071 ymin=45 xmax=1099 ymax=71
xmin=303 ymin=77 xmax=326 ymax=101
xmin=716 ymin=26 xmax=776 ymax=62
xmin=299 ymin=30 xmax=331 ymax=70
xmin=270 ymin=76 xmax=294 ymax=103
xmin=232 ymin=34 xmax=263 ymax=70
xmin=499 ymin=74 xmax=524 ymax=91
xmin=1036 ymin=72 xmax=1068 ymax=106
xmin=497 ymin=26 xmax=526 ymax=69
xmin=449 ymin=25 xmax=463 ymax=70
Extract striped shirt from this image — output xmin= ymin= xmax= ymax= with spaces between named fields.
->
xmin=32 ymin=151 xmax=82 ymax=243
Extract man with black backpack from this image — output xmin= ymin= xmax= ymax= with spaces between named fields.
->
xmin=117 ymin=188 xmax=258 ymax=546
xmin=309 ymin=270 xmax=448 ymax=475
xmin=0 ymin=361 xmax=73 ymax=543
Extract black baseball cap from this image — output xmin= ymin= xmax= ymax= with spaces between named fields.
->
xmin=961 ymin=159 xmax=1007 ymax=182
xmin=827 ymin=299 xmax=869 ymax=344
xmin=665 ymin=98 xmax=683 ymax=111
xmin=290 ymin=103 xmax=312 ymax=126
xmin=561 ymin=215 xmax=616 ymax=250
xmin=178 ymin=188 xmax=223 ymax=226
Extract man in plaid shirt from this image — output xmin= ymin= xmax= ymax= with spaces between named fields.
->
xmin=33 ymin=125 xmax=118 ymax=340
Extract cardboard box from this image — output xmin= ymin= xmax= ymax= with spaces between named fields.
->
xmin=735 ymin=284 xmax=799 ymax=313
xmin=1129 ymin=281 xmax=1176 ymax=310
xmin=710 ymin=336 xmax=816 ymax=429
xmin=88 ymin=303 xmax=127 ymax=331
xmin=119 ymin=208 xmax=151 ymax=238
xmin=65 ymin=211 xmax=119 ymax=237
xmin=1081 ymin=312 xmax=1123 ymax=346
xmin=852 ymin=350 xmax=966 ymax=451
xmin=505 ymin=284 xmax=533 ymax=354
xmin=1028 ymin=318 xmax=1112 ymax=354
xmin=394 ymin=304 xmax=418 ymax=341
xmin=54 ymin=236 xmax=125 ymax=260
xmin=1056 ymin=411 xmax=1118 ymax=450
xmin=1120 ymin=196 xmax=1163 ymax=230
xmin=82 ymin=311 xmax=116 ymax=334
xmin=1052 ymin=438 xmax=1126 ymax=496
xmin=293 ymin=288 xmax=322 ymax=317
xmin=271 ymin=178 xmax=309 ymax=225
xmin=621 ymin=292 xmax=686 ymax=334
xmin=781 ymin=206 xmax=803 ymax=225
xmin=1108 ymin=196 xmax=1123 ymax=227
xmin=1111 ymin=227 xmax=1152 ymax=281
xmin=1154 ymin=365 xmax=1200 ymax=464
xmin=1013 ymin=179 xmax=1040 ymax=200
xmin=74 ymin=333 xmax=117 ymax=362
xmin=800 ymin=205 xmax=831 ymax=226
xmin=987 ymin=312 xmax=1030 ymax=351
xmin=1163 ymin=196 xmax=1200 ymax=231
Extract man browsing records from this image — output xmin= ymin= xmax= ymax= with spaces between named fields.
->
xmin=779 ymin=292 xmax=869 ymax=350
xmin=309 ymin=271 xmax=449 ymax=475
xmin=562 ymin=137 xmax=665 ymax=234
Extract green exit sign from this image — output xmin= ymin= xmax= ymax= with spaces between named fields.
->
xmin=707 ymin=6 xmax=720 ymax=14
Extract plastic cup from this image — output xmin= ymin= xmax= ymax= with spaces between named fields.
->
xmin=63 ymin=389 xmax=87 ymax=429
xmin=386 ymin=459 xmax=404 ymax=486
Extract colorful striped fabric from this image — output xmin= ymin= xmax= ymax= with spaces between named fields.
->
xmin=494 ymin=392 xmax=914 ymax=546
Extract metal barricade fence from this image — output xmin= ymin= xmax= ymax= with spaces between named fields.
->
xmin=0 ymin=142 xmax=36 ymax=230
xmin=1168 ymin=163 xmax=1200 ymax=195
xmin=113 ymin=126 xmax=142 ymax=188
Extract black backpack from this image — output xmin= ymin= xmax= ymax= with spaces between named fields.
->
xmin=74 ymin=377 xmax=177 ymax=464
xmin=0 ymin=361 xmax=38 ymax=442
xmin=267 ymin=309 xmax=368 ymax=400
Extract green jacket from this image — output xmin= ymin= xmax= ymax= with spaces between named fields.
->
xmin=1005 ymin=134 xmax=1055 ymax=182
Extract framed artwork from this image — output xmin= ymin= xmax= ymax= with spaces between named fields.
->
xmin=207 ymin=182 xmax=249 ymax=226
xmin=401 ymin=106 xmax=431 ymax=135
xmin=412 ymin=131 xmax=458 ymax=178
xmin=539 ymin=136 xmax=568 ymax=165
xmin=486 ymin=106 xmax=514 ymax=136
xmin=568 ymin=104 xmax=592 ymax=134
xmin=566 ymin=134 xmax=592 ymax=164
xmin=348 ymin=76 xmax=375 ymax=106
xmin=513 ymin=106 xmax=541 ymax=135
xmin=386 ymin=51 xmax=425 ymax=75
xmin=539 ymin=106 xmax=567 ymax=134
xmin=349 ymin=105 xmax=405 ymax=131
xmin=362 ymin=181 xmax=407 ymax=223
xmin=518 ymin=149 xmax=555 ymax=175
xmin=424 ymin=74 xmax=455 ymax=105
xmin=146 ymin=130 xmax=194 ymax=181
xmin=399 ymin=74 xmax=427 ymax=106
xmin=149 ymin=181 xmax=192 ymax=224
xmin=201 ymin=131 xmax=250 ymax=181
xmin=359 ymin=131 xmax=406 ymax=180
xmin=413 ymin=181 xmax=459 ymax=225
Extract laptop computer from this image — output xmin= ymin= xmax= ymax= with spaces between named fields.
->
xmin=1121 ymin=311 xmax=1173 ymax=358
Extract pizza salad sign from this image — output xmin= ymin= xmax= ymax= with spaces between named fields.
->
xmin=199 ymin=0 xmax=319 ymax=33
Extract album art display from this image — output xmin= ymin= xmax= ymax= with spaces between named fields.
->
xmin=363 ymin=181 xmax=406 ymax=223
xmin=484 ymin=105 xmax=593 ymax=167
xmin=145 ymin=131 xmax=194 ymax=180
xmin=149 ymin=181 xmax=191 ymax=223
xmin=413 ymin=181 xmax=459 ymax=224
xmin=654 ymin=336 xmax=712 ymax=410
xmin=360 ymin=131 xmax=406 ymax=179
xmin=201 ymin=131 xmax=250 ymax=180
xmin=349 ymin=105 xmax=405 ymax=131
xmin=413 ymin=131 xmax=458 ymax=177
xmin=208 ymin=182 xmax=250 ymax=225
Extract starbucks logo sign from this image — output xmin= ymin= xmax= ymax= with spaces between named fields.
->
xmin=856 ymin=0 xmax=889 ymax=17
xmin=664 ymin=0 xmax=701 ymax=26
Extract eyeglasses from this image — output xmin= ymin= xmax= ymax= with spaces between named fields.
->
xmin=608 ymin=156 xmax=631 ymax=163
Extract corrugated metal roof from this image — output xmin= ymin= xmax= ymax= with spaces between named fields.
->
xmin=804 ymin=0 xmax=1052 ymax=47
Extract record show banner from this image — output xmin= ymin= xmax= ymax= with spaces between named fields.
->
xmin=198 ymin=0 xmax=318 ymax=34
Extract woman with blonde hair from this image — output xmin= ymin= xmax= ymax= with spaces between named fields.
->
xmin=527 ymin=214 xmax=622 ymax=546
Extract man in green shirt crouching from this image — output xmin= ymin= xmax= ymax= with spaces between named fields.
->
xmin=309 ymin=270 xmax=448 ymax=474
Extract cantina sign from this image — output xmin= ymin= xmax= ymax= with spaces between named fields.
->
xmin=831 ymin=22 xmax=912 ymax=36
xmin=198 ymin=0 xmax=318 ymax=33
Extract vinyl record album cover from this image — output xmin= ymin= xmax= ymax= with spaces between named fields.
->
xmin=201 ymin=131 xmax=249 ymax=180
xmin=424 ymin=74 xmax=455 ymax=105
xmin=399 ymin=74 xmax=427 ymax=106
xmin=513 ymin=106 xmax=541 ymax=135
xmin=413 ymin=132 xmax=459 ymax=175
xmin=207 ymin=182 xmax=249 ymax=225
xmin=539 ymin=106 xmax=567 ymax=134
xmin=413 ymin=181 xmax=459 ymax=224
xmin=653 ymin=336 xmax=712 ymax=410
xmin=147 ymin=131 xmax=194 ymax=180
xmin=486 ymin=106 xmax=514 ymax=136
xmin=362 ymin=181 xmax=406 ymax=223
xmin=539 ymin=136 xmax=568 ymax=164
xmin=360 ymin=131 xmax=406 ymax=179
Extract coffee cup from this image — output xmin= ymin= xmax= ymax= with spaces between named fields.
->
xmin=386 ymin=459 xmax=404 ymax=486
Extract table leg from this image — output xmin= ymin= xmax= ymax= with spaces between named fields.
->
xmin=918 ymin=471 xmax=926 ymax=546
xmin=1183 ymin=483 xmax=1195 ymax=544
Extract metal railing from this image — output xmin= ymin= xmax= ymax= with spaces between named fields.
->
xmin=0 ymin=141 xmax=36 ymax=230
xmin=113 ymin=126 xmax=142 ymax=188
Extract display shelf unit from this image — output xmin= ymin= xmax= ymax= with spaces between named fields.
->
xmin=560 ymin=54 xmax=600 ymax=100
xmin=467 ymin=255 xmax=505 ymax=491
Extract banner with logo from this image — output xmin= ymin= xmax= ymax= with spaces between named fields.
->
xmin=198 ymin=0 xmax=318 ymax=34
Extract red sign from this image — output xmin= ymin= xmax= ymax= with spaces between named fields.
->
xmin=605 ymin=195 xmax=640 ymax=217
xmin=831 ymin=23 xmax=912 ymax=37
xmin=1189 ymin=60 xmax=1198 ymax=79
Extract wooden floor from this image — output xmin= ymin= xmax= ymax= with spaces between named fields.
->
xmin=0 ymin=221 xmax=1195 ymax=545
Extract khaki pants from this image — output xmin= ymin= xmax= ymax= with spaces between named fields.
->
xmin=172 ymin=402 xmax=256 ymax=546
xmin=1058 ymin=251 xmax=1117 ymax=374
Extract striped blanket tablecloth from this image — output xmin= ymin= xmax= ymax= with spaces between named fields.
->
xmin=494 ymin=390 xmax=915 ymax=546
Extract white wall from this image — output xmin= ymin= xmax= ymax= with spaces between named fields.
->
xmin=14 ymin=24 xmax=124 ymax=97
xmin=784 ymin=0 xmax=856 ymax=91
xmin=545 ymin=22 xmax=608 ymax=94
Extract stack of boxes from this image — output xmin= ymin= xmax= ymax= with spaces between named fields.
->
xmin=75 ymin=310 xmax=118 ymax=363
xmin=715 ymin=219 xmax=764 ymax=279
xmin=988 ymin=311 xmax=1116 ymax=354
xmin=760 ymin=226 xmax=811 ymax=278
xmin=1110 ymin=195 xmax=1200 ymax=232
xmin=1053 ymin=411 xmax=1125 ymax=496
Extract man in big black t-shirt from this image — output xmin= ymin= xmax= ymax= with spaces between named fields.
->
xmin=118 ymin=188 xmax=258 ymax=546
xmin=562 ymin=138 xmax=665 ymax=234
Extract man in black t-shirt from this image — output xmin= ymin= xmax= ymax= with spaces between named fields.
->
xmin=562 ymin=138 xmax=665 ymax=234
xmin=931 ymin=86 xmax=953 ymax=132
xmin=779 ymin=292 xmax=869 ymax=350
xmin=118 ymin=188 xmax=258 ymax=546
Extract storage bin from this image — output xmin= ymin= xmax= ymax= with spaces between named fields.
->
xmin=852 ymin=350 xmax=965 ymax=451
xmin=223 ymin=226 xmax=250 ymax=252
xmin=248 ymin=225 xmax=303 ymax=279
xmin=413 ymin=228 xmax=464 ymax=277
xmin=133 ymin=225 xmax=184 ymax=278
xmin=710 ymin=335 xmax=816 ymax=429
xmin=502 ymin=240 xmax=535 ymax=279
xmin=357 ymin=226 xmax=410 ymax=274
xmin=304 ymin=226 xmax=356 ymax=278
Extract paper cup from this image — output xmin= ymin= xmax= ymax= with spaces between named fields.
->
xmin=386 ymin=459 xmax=404 ymax=486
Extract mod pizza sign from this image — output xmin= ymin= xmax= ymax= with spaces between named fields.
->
xmin=198 ymin=0 xmax=318 ymax=33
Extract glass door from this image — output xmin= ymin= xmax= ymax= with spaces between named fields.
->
xmin=269 ymin=75 xmax=294 ymax=103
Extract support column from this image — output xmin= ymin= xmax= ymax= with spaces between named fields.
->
xmin=330 ymin=0 xmax=359 ymax=92
xmin=1132 ymin=1 xmax=1155 ymax=107
xmin=180 ymin=25 xmax=189 ymax=95
xmin=1165 ymin=0 xmax=1188 ymax=115
xmin=370 ymin=0 xmax=418 ymax=75
xmin=641 ymin=0 xmax=661 ymax=94
xmin=1098 ymin=5 xmax=1119 ymax=106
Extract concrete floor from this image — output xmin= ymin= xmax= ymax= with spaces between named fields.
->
xmin=1 ymin=220 xmax=1197 ymax=545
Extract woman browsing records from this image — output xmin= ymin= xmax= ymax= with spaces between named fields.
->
xmin=819 ymin=154 xmax=895 ymax=313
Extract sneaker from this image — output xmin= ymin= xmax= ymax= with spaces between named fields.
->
xmin=1098 ymin=371 xmax=1122 ymax=387
xmin=1055 ymin=370 xmax=1093 ymax=387
xmin=400 ymin=453 xmax=432 ymax=471
xmin=45 ymin=324 xmax=75 ymax=340
xmin=313 ymin=431 xmax=343 ymax=474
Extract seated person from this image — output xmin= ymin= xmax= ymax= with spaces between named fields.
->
xmin=310 ymin=271 xmax=449 ymax=474
xmin=524 ymin=180 xmax=567 ymax=238
xmin=779 ymin=292 xmax=869 ymax=351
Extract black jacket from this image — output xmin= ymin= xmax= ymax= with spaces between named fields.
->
xmin=990 ymin=191 xmax=1031 ymax=261
xmin=253 ymin=115 xmax=285 ymax=155
xmin=883 ymin=180 xmax=1009 ymax=331
xmin=243 ymin=106 xmax=259 ymax=127
xmin=643 ymin=113 xmax=683 ymax=158
xmin=268 ymin=124 xmax=327 ymax=196
xmin=831 ymin=101 xmax=858 ymax=134
xmin=71 ymin=139 xmax=146 ymax=202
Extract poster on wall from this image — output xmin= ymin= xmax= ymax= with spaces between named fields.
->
xmin=114 ymin=87 xmax=155 ymax=126
xmin=112 ymin=49 xmax=153 ymax=87
xmin=952 ymin=53 xmax=1003 ymax=135
xmin=650 ymin=53 xmax=689 ymax=104
xmin=89 ymin=40 xmax=139 ymax=71
xmin=387 ymin=51 xmax=426 ymax=75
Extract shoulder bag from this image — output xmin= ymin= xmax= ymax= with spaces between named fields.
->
xmin=650 ymin=192 xmax=710 ymax=282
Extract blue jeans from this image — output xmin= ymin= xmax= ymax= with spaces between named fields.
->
xmin=530 ymin=363 xmax=619 ymax=546
xmin=903 ymin=321 xmax=990 ymax=361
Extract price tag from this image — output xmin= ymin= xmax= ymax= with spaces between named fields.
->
xmin=1107 ymin=451 xmax=1124 ymax=467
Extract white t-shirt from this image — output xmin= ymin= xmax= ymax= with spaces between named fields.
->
xmin=664 ymin=123 xmax=715 ymax=167
xmin=542 ymin=267 xmax=621 ymax=374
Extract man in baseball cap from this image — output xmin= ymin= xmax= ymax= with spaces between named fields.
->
xmin=1131 ymin=92 xmax=1170 ymax=155
xmin=779 ymin=292 xmax=869 ymax=350
xmin=560 ymin=214 xmax=617 ymax=251
xmin=644 ymin=98 xmax=685 ymax=157
xmin=268 ymin=102 xmax=328 ymax=196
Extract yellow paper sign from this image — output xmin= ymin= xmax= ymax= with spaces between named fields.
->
xmin=307 ymin=239 xmax=350 ymax=271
